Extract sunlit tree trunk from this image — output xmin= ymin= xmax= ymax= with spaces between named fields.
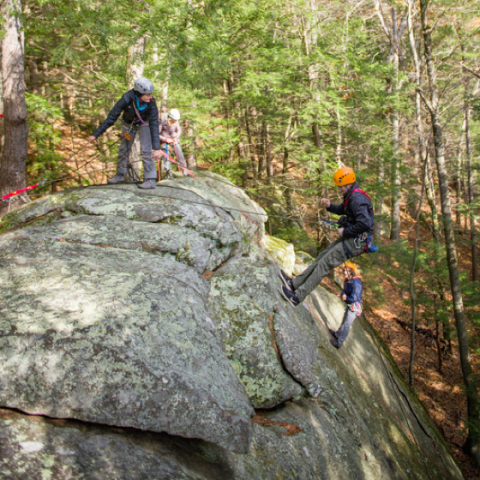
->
xmin=409 ymin=157 xmax=427 ymax=386
xmin=419 ymin=0 xmax=480 ymax=466
xmin=374 ymin=1 xmax=407 ymax=241
xmin=0 ymin=0 xmax=28 ymax=211
xmin=245 ymin=108 xmax=257 ymax=181
xmin=125 ymin=36 xmax=146 ymax=183
xmin=462 ymin=60 xmax=478 ymax=282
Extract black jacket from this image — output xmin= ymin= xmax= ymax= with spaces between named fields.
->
xmin=327 ymin=181 xmax=374 ymax=238
xmin=92 ymin=90 xmax=160 ymax=150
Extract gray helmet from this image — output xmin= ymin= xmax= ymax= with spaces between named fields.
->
xmin=167 ymin=108 xmax=180 ymax=121
xmin=134 ymin=77 xmax=154 ymax=94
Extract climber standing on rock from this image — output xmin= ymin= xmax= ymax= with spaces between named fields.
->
xmin=88 ymin=77 xmax=161 ymax=189
xmin=329 ymin=261 xmax=363 ymax=348
xmin=279 ymin=167 xmax=374 ymax=308
xmin=159 ymin=108 xmax=188 ymax=179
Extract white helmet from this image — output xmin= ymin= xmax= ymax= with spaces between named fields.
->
xmin=167 ymin=108 xmax=180 ymax=121
xmin=134 ymin=77 xmax=154 ymax=94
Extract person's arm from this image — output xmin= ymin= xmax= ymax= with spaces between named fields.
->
xmin=171 ymin=122 xmax=181 ymax=142
xmin=158 ymin=122 xmax=169 ymax=143
xmin=353 ymin=279 xmax=362 ymax=302
xmin=327 ymin=202 xmax=345 ymax=216
xmin=91 ymin=93 xmax=130 ymax=139
xmin=148 ymin=101 xmax=160 ymax=151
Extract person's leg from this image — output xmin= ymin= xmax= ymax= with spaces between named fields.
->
xmin=292 ymin=239 xmax=341 ymax=291
xmin=111 ymin=125 xmax=136 ymax=180
xmin=173 ymin=143 xmax=188 ymax=175
xmin=138 ymin=123 xmax=156 ymax=180
xmin=334 ymin=308 xmax=357 ymax=347
xmin=294 ymin=237 xmax=365 ymax=302
xmin=163 ymin=144 xmax=171 ymax=176
xmin=293 ymin=239 xmax=346 ymax=302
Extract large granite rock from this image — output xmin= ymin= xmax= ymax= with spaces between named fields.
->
xmin=207 ymin=256 xmax=321 ymax=408
xmin=0 ymin=173 xmax=463 ymax=479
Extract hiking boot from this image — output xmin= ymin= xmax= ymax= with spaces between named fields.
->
xmin=165 ymin=170 xmax=173 ymax=180
xmin=281 ymin=285 xmax=300 ymax=307
xmin=137 ymin=179 xmax=156 ymax=189
xmin=108 ymin=173 xmax=125 ymax=184
xmin=330 ymin=337 xmax=340 ymax=349
xmin=306 ymin=382 xmax=323 ymax=398
xmin=328 ymin=328 xmax=338 ymax=339
xmin=278 ymin=269 xmax=294 ymax=291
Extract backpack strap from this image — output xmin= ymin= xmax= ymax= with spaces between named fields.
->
xmin=344 ymin=188 xmax=371 ymax=208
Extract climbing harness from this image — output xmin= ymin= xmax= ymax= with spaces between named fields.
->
xmin=343 ymin=188 xmax=371 ymax=208
xmin=131 ymin=97 xmax=147 ymax=126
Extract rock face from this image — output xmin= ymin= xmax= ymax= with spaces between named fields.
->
xmin=0 ymin=173 xmax=463 ymax=479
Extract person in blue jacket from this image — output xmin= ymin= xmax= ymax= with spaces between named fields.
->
xmin=88 ymin=77 xmax=161 ymax=189
xmin=279 ymin=167 xmax=374 ymax=307
xmin=329 ymin=261 xmax=362 ymax=348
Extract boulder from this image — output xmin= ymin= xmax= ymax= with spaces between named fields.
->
xmin=207 ymin=257 xmax=321 ymax=408
xmin=0 ymin=174 xmax=463 ymax=479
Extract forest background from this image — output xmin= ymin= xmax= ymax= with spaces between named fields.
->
xmin=1 ymin=0 xmax=480 ymax=477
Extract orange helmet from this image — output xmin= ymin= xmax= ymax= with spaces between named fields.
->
xmin=333 ymin=167 xmax=356 ymax=186
xmin=344 ymin=261 xmax=356 ymax=273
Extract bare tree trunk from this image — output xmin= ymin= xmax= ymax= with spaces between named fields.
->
xmin=419 ymin=0 xmax=480 ymax=466
xmin=408 ymin=1 xmax=449 ymax=351
xmin=125 ymin=36 xmax=146 ymax=183
xmin=184 ymin=99 xmax=197 ymax=172
xmin=462 ymin=61 xmax=478 ymax=282
xmin=0 ymin=0 xmax=28 ymax=210
xmin=409 ymin=157 xmax=427 ymax=386
xmin=425 ymin=153 xmax=441 ymax=242
xmin=374 ymin=2 xmax=407 ymax=241
xmin=374 ymin=161 xmax=385 ymax=237
xmin=390 ymin=106 xmax=401 ymax=240
xmin=256 ymin=117 xmax=265 ymax=178
xmin=265 ymin=123 xmax=273 ymax=181
xmin=455 ymin=136 xmax=464 ymax=230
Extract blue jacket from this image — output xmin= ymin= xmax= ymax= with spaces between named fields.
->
xmin=327 ymin=181 xmax=374 ymax=238
xmin=92 ymin=90 xmax=160 ymax=150
xmin=342 ymin=277 xmax=362 ymax=304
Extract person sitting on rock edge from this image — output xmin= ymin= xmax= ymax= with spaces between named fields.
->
xmin=159 ymin=108 xmax=188 ymax=179
xmin=329 ymin=261 xmax=362 ymax=349
xmin=88 ymin=77 xmax=161 ymax=190
xmin=279 ymin=166 xmax=374 ymax=308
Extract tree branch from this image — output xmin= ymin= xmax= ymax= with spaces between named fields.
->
xmin=416 ymin=87 xmax=435 ymax=115
xmin=461 ymin=63 xmax=480 ymax=80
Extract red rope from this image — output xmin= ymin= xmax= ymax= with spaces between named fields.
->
xmin=158 ymin=148 xmax=198 ymax=179
xmin=1 ymin=181 xmax=45 ymax=202
xmin=321 ymin=280 xmax=340 ymax=296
